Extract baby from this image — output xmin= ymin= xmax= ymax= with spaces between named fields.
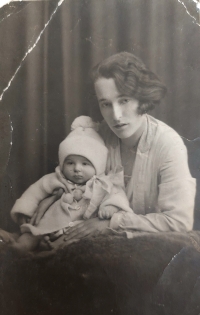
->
xmin=10 ymin=116 xmax=131 ymax=252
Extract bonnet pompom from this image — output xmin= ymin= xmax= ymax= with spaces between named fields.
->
xmin=71 ymin=116 xmax=99 ymax=132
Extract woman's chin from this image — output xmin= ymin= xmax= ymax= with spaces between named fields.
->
xmin=111 ymin=127 xmax=134 ymax=140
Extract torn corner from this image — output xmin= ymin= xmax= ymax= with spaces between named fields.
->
xmin=177 ymin=0 xmax=200 ymax=26
xmin=0 ymin=0 xmax=13 ymax=9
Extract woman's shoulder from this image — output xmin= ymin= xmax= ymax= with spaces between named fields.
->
xmin=147 ymin=115 xmax=184 ymax=147
xmin=146 ymin=116 xmax=189 ymax=170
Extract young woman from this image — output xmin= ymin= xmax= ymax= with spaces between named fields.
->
xmin=61 ymin=51 xmax=196 ymax=245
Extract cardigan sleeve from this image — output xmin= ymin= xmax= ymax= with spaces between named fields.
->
xmin=110 ymin=139 xmax=196 ymax=233
xmin=100 ymin=185 xmax=133 ymax=214
xmin=11 ymin=173 xmax=66 ymax=223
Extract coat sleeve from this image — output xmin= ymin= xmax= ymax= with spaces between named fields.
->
xmin=110 ymin=139 xmax=196 ymax=233
xmin=11 ymin=173 xmax=66 ymax=223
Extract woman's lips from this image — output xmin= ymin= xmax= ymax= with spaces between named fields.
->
xmin=113 ymin=123 xmax=128 ymax=130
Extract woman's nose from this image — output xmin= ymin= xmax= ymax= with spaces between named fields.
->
xmin=112 ymin=103 xmax=122 ymax=121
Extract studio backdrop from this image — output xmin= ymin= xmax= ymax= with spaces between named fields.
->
xmin=0 ymin=0 xmax=200 ymax=229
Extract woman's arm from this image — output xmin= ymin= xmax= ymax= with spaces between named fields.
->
xmin=51 ymin=137 xmax=195 ymax=247
xmin=110 ymin=140 xmax=196 ymax=233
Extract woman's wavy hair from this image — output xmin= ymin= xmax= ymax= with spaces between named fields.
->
xmin=91 ymin=52 xmax=167 ymax=114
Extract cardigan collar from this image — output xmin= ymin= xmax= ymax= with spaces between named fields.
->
xmin=137 ymin=115 xmax=158 ymax=153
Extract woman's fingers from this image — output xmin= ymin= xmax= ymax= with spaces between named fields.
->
xmin=64 ymin=223 xmax=90 ymax=241
xmin=64 ymin=218 xmax=110 ymax=241
xmin=64 ymin=220 xmax=96 ymax=241
xmin=46 ymin=235 xmax=80 ymax=251
xmin=65 ymin=220 xmax=88 ymax=234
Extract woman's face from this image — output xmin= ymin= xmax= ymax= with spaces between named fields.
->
xmin=94 ymin=77 xmax=145 ymax=140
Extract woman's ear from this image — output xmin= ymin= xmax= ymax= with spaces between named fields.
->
xmin=138 ymin=103 xmax=154 ymax=114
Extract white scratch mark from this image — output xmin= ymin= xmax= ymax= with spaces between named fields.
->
xmin=168 ymin=253 xmax=179 ymax=264
xmin=86 ymin=36 xmax=93 ymax=43
xmin=177 ymin=0 xmax=200 ymax=26
xmin=86 ymin=36 xmax=113 ymax=48
xmin=0 ymin=12 xmax=13 ymax=23
xmin=0 ymin=0 xmax=65 ymax=102
xmin=182 ymin=136 xmax=200 ymax=142
xmin=70 ymin=18 xmax=81 ymax=32
xmin=6 ymin=112 xmax=13 ymax=187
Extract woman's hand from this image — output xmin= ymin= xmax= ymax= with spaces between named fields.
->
xmin=65 ymin=217 xmax=110 ymax=240
xmin=52 ymin=218 xmax=111 ymax=249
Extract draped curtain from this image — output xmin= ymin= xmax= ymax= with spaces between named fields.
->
xmin=0 ymin=0 xmax=200 ymax=229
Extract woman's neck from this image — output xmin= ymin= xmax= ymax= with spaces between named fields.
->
xmin=120 ymin=115 xmax=146 ymax=148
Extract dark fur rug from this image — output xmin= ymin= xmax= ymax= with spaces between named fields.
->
xmin=1 ymin=231 xmax=200 ymax=315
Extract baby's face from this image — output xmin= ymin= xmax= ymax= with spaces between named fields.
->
xmin=63 ymin=155 xmax=96 ymax=184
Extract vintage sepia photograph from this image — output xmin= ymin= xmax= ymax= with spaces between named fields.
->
xmin=0 ymin=0 xmax=200 ymax=314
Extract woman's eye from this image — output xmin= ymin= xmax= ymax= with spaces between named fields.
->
xmin=120 ymin=99 xmax=129 ymax=104
xmin=101 ymin=102 xmax=110 ymax=108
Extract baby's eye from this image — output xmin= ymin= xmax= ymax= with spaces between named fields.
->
xmin=82 ymin=162 xmax=88 ymax=166
xmin=66 ymin=161 xmax=73 ymax=165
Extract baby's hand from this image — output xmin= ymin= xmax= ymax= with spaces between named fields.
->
xmin=98 ymin=205 xmax=119 ymax=220
xmin=17 ymin=214 xmax=31 ymax=225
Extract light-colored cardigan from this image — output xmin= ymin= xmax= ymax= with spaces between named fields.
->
xmin=100 ymin=115 xmax=196 ymax=233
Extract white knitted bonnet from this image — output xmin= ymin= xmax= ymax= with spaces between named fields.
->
xmin=58 ymin=116 xmax=108 ymax=175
